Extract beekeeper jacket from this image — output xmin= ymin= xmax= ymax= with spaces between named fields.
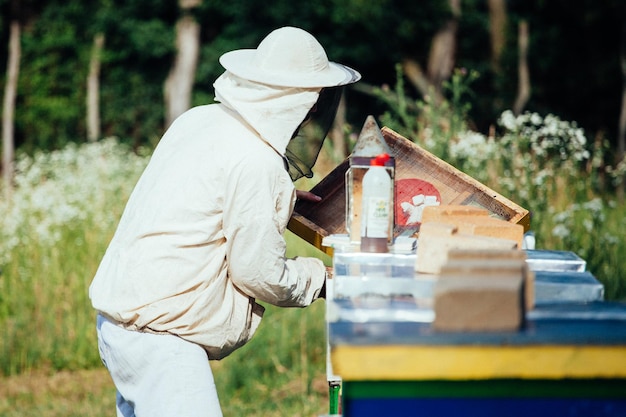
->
xmin=89 ymin=71 xmax=326 ymax=360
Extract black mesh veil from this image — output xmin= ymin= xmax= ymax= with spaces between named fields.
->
xmin=284 ymin=86 xmax=343 ymax=181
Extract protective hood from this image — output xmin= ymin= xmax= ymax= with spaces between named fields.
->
xmin=214 ymin=71 xmax=320 ymax=156
xmin=285 ymin=86 xmax=343 ymax=180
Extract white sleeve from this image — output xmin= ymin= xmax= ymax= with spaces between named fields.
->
xmin=222 ymin=159 xmax=325 ymax=307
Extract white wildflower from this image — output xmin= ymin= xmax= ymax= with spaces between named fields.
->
xmin=530 ymin=112 xmax=543 ymax=125
xmin=552 ymin=224 xmax=570 ymax=239
xmin=0 ymin=138 xmax=149 ymax=263
xmin=498 ymin=110 xmax=518 ymax=132
xmin=449 ymin=130 xmax=494 ymax=166
xmin=603 ymin=234 xmax=620 ymax=245
xmin=532 ymin=169 xmax=550 ymax=186
xmin=582 ymin=198 xmax=603 ymax=214
xmin=553 ymin=210 xmax=571 ymax=223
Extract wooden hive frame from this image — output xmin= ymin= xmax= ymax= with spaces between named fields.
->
xmin=288 ymin=126 xmax=530 ymax=254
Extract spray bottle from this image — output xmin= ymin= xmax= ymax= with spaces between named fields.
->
xmin=360 ymin=153 xmax=393 ymax=253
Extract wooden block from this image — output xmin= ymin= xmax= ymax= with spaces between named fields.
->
xmin=446 ymin=248 xmax=527 ymax=261
xmin=421 ymin=205 xmax=490 ymax=224
xmin=442 ymin=250 xmax=535 ymax=310
xmin=450 ymin=216 xmax=525 ymax=249
xmin=415 ymin=222 xmax=518 ymax=274
xmin=440 ymin=258 xmax=526 ymax=278
xmin=433 ymin=274 xmax=524 ymax=332
xmin=420 ymin=221 xmax=458 ymax=236
xmin=524 ymin=266 xmax=535 ymax=310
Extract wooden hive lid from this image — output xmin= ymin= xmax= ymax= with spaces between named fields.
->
xmin=288 ymin=125 xmax=530 ymax=255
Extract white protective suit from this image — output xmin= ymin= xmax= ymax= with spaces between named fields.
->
xmin=89 ymin=71 xmax=326 ymax=360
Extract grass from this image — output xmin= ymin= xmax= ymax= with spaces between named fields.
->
xmin=0 ymin=231 xmax=332 ymax=417
xmin=211 ymin=295 xmax=330 ymax=417
xmin=0 ymin=303 xmax=330 ymax=417
xmin=0 ymin=139 xmax=333 ymax=416
xmin=0 ymin=369 xmax=115 ymax=417
xmin=0 ymin=219 xmax=332 ymax=415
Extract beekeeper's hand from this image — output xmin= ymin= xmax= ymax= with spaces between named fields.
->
xmin=317 ymin=266 xmax=333 ymax=300
xmin=296 ymin=190 xmax=322 ymax=202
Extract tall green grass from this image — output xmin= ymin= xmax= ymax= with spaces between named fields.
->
xmin=213 ymin=232 xmax=331 ymax=416
xmin=0 ymin=139 xmax=331 ymax=415
xmin=0 ymin=139 xmax=146 ymax=376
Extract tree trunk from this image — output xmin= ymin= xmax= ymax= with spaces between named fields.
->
xmin=427 ymin=0 xmax=461 ymax=91
xmin=402 ymin=58 xmax=444 ymax=104
xmin=164 ymin=2 xmax=201 ymax=128
xmin=488 ymin=0 xmax=507 ymax=74
xmin=2 ymin=20 xmax=20 ymax=198
xmin=617 ymin=22 xmax=626 ymax=201
xmin=513 ymin=20 xmax=530 ymax=115
xmin=87 ymin=33 xmax=105 ymax=142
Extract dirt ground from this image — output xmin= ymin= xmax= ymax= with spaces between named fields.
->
xmin=0 ymin=368 xmax=115 ymax=417
xmin=0 ymin=368 xmax=110 ymax=396
xmin=0 ymin=367 xmax=330 ymax=416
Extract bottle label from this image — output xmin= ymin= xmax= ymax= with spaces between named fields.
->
xmin=364 ymin=197 xmax=390 ymax=238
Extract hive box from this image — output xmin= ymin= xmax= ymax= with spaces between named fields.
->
xmin=288 ymin=126 xmax=530 ymax=255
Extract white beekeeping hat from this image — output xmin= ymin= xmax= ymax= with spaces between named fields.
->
xmin=219 ymin=26 xmax=361 ymax=88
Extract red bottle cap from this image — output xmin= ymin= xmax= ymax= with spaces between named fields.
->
xmin=371 ymin=153 xmax=390 ymax=166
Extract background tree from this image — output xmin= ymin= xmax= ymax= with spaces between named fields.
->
xmin=1 ymin=0 xmax=19 ymax=196
xmin=86 ymin=32 xmax=104 ymax=142
xmin=164 ymin=0 xmax=202 ymax=128
xmin=506 ymin=0 xmax=625 ymax=145
xmin=618 ymin=22 xmax=626 ymax=200
xmin=487 ymin=0 xmax=506 ymax=74
xmin=512 ymin=19 xmax=530 ymax=115
xmin=14 ymin=0 xmax=93 ymax=151
xmin=97 ymin=0 xmax=177 ymax=148
xmin=0 ymin=0 xmax=624 ymax=164
xmin=427 ymin=0 xmax=460 ymax=94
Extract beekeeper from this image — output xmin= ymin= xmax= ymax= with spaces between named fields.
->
xmin=89 ymin=26 xmax=360 ymax=417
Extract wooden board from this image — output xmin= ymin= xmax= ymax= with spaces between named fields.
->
xmin=288 ymin=126 xmax=530 ymax=254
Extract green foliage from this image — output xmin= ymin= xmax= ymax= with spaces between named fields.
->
xmin=548 ymin=199 xmax=626 ymax=300
xmin=2 ymin=0 xmax=623 ymax=152
xmin=509 ymin=0 xmax=625 ymax=140
xmin=214 ymin=298 xmax=327 ymax=417
xmin=17 ymin=10 xmax=87 ymax=150
xmin=96 ymin=0 xmax=176 ymax=145
xmin=377 ymin=67 xmax=626 ymax=300
xmin=0 ymin=139 xmax=149 ymax=375
xmin=377 ymin=65 xmax=479 ymax=160
xmin=4 ymin=0 xmax=455 ymax=150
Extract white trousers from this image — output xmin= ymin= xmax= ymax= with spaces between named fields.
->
xmin=96 ymin=314 xmax=223 ymax=417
